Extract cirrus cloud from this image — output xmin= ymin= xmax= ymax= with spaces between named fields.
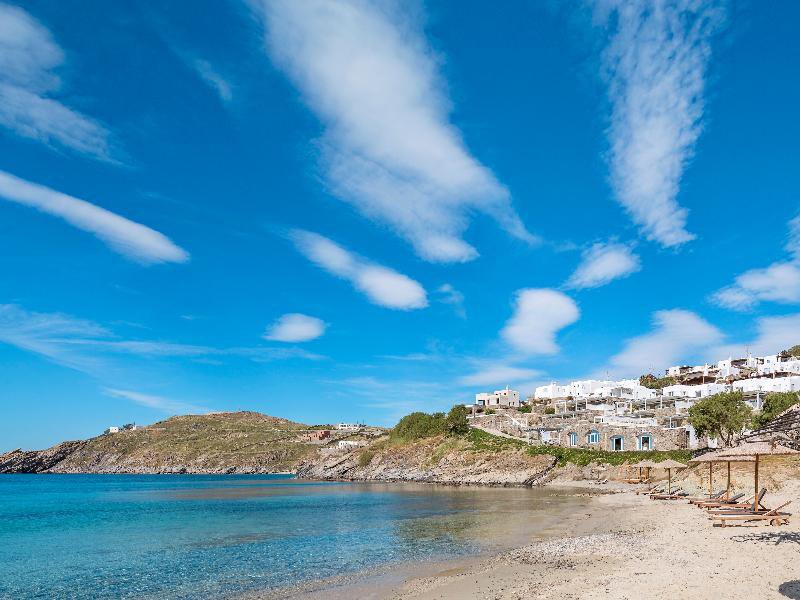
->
xmin=0 ymin=3 xmax=114 ymax=161
xmin=500 ymin=289 xmax=580 ymax=355
xmin=566 ymin=242 xmax=641 ymax=289
xmin=596 ymin=0 xmax=725 ymax=247
xmin=290 ymin=229 xmax=428 ymax=310
xmin=264 ymin=313 xmax=326 ymax=343
xmin=0 ymin=170 xmax=189 ymax=264
xmin=255 ymin=0 xmax=534 ymax=262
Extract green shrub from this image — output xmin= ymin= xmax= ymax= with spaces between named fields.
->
xmin=752 ymin=392 xmax=800 ymax=429
xmin=485 ymin=409 xmax=496 ymax=415
xmin=544 ymin=407 xmax=555 ymax=415
xmin=444 ymin=405 xmax=469 ymax=435
xmin=639 ymin=373 xmax=677 ymax=390
xmin=358 ymin=449 xmax=375 ymax=467
xmin=780 ymin=345 xmax=800 ymax=359
xmin=517 ymin=405 xmax=532 ymax=413
xmin=391 ymin=406 xmax=470 ymax=442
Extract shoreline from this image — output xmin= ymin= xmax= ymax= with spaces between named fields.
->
xmin=381 ymin=481 xmax=800 ymax=600
xmin=263 ymin=479 xmax=800 ymax=600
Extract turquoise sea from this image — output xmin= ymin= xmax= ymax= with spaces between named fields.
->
xmin=0 ymin=475 xmax=577 ymax=599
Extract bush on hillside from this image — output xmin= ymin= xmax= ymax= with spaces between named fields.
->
xmin=752 ymin=392 xmax=800 ymax=429
xmin=639 ymin=373 xmax=677 ymax=390
xmin=544 ymin=407 xmax=555 ymax=415
xmin=444 ymin=405 xmax=470 ymax=435
xmin=517 ymin=405 xmax=532 ymax=413
xmin=780 ymin=345 xmax=800 ymax=359
xmin=391 ymin=406 xmax=471 ymax=441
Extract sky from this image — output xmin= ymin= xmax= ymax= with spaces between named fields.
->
xmin=1 ymin=0 xmax=799 ymax=451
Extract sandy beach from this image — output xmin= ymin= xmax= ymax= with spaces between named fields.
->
xmin=381 ymin=481 xmax=800 ymax=600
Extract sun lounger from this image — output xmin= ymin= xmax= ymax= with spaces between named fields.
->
xmin=650 ymin=488 xmax=689 ymax=500
xmin=705 ymin=489 xmax=767 ymax=513
xmin=711 ymin=502 xmax=792 ymax=527
xmin=695 ymin=492 xmax=747 ymax=509
xmin=687 ymin=490 xmax=726 ymax=504
xmin=637 ymin=485 xmax=664 ymax=496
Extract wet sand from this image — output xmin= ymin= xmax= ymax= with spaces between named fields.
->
xmin=386 ymin=482 xmax=800 ymax=600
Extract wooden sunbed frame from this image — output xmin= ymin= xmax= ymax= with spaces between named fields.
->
xmin=695 ymin=492 xmax=748 ymax=509
xmin=711 ymin=502 xmax=792 ymax=527
xmin=686 ymin=490 xmax=726 ymax=504
xmin=650 ymin=488 xmax=689 ymax=500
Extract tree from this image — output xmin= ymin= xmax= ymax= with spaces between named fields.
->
xmin=444 ymin=405 xmax=469 ymax=435
xmin=752 ymin=392 xmax=800 ymax=429
xmin=639 ymin=373 xmax=677 ymax=390
xmin=780 ymin=345 xmax=800 ymax=359
xmin=688 ymin=391 xmax=752 ymax=447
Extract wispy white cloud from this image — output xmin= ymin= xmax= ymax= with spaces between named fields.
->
xmin=104 ymin=388 xmax=211 ymax=415
xmin=256 ymin=0 xmax=534 ymax=262
xmin=566 ymin=242 xmax=641 ymax=289
xmin=708 ymin=313 xmax=800 ymax=360
xmin=596 ymin=0 xmax=725 ymax=247
xmin=604 ymin=309 xmax=722 ymax=377
xmin=458 ymin=364 xmax=541 ymax=387
xmin=193 ymin=59 xmax=233 ymax=103
xmin=500 ymin=289 xmax=580 ymax=354
xmin=436 ymin=283 xmax=466 ymax=318
xmin=0 ymin=303 xmax=110 ymax=373
xmin=0 ymin=3 xmax=113 ymax=160
xmin=712 ymin=216 xmax=800 ymax=310
xmin=0 ymin=170 xmax=189 ymax=264
xmin=290 ymin=229 xmax=428 ymax=310
xmin=264 ymin=313 xmax=326 ymax=342
xmin=0 ymin=304 xmax=324 ymax=380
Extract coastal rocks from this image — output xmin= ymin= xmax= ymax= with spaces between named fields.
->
xmin=0 ymin=441 xmax=87 ymax=473
xmin=297 ymin=437 xmax=558 ymax=487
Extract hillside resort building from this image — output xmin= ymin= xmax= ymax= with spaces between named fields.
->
xmin=470 ymin=353 xmax=800 ymax=452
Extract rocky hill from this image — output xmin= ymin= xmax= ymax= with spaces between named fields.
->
xmin=0 ymin=412 xmax=559 ymax=485
xmin=297 ymin=432 xmax=557 ymax=486
xmin=0 ymin=412 xmax=324 ymax=474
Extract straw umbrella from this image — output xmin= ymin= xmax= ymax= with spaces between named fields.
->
xmin=633 ymin=459 xmax=657 ymax=483
xmin=688 ymin=450 xmax=755 ymax=499
xmin=653 ymin=459 xmax=687 ymax=494
xmin=718 ymin=441 xmax=800 ymax=510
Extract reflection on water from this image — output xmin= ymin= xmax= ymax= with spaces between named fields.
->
xmin=0 ymin=475 xmax=589 ymax=600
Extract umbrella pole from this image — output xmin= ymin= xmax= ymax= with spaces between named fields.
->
xmin=753 ymin=454 xmax=760 ymax=511
xmin=726 ymin=461 xmax=731 ymax=501
xmin=708 ymin=462 xmax=713 ymax=497
xmin=668 ymin=469 xmax=672 ymax=494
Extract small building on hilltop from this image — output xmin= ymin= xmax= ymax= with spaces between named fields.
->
xmin=475 ymin=387 xmax=521 ymax=408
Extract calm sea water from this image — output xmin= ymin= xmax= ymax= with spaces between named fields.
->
xmin=0 ymin=475 xmax=576 ymax=599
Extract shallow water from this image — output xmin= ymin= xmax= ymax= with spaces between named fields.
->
xmin=0 ymin=475 xmax=584 ymax=599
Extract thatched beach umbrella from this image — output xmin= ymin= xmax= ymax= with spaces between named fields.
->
xmin=653 ymin=459 xmax=687 ymax=494
xmin=689 ymin=450 xmax=755 ymax=499
xmin=718 ymin=441 xmax=800 ymax=510
xmin=629 ymin=459 xmax=656 ymax=481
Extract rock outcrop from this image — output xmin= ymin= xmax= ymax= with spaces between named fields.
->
xmin=0 ymin=441 xmax=88 ymax=473
xmin=297 ymin=436 xmax=557 ymax=487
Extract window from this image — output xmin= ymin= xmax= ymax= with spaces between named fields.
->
xmin=637 ymin=434 xmax=653 ymax=451
xmin=587 ymin=430 xmax=599 ymax=444
xmin=610 ymin=436 xmax=624 ymax=451
xmin=568 ymin=432 xmax=578 ymax=447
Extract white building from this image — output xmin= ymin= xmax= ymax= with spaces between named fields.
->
xmin=336 ymin=423 xmax=362 ymax=431
xmin=337 ymin=440 xmax=366 ymax=450
xmin=104 ymin=426 xmax=119 ymax=434
xmin=475 ymin=387 xmax=521 ymax=407
xmin=535 ymin=379 xmax=655 ymax=401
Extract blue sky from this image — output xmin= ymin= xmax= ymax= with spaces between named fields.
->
xmin=2 ymin=0 xmax=800 ymax=450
